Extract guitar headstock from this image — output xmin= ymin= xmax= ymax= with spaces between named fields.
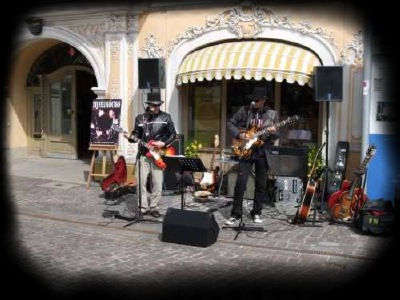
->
xmin=111 ymin=125 xmax=129 ymax=136
xmin=214 ymin=134 xmax=220 ymax=148
xmin=366 ymin=144 xmax=377 ymax=158
xmin=291 ymin=115 xmax=300 ymax=123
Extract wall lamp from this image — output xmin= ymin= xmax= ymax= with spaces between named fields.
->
xmin=26 ymin=18 xmax=43 ymax=35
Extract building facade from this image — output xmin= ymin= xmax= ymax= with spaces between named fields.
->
xmin=5 ymin=1 xmax=397 ymax=200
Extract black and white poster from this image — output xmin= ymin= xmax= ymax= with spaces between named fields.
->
xmin=89 ymin=99 xmax=122 ymax=146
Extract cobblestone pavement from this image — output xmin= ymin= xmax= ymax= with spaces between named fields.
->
xmin=3 ymin=157 xmax=399 ymax=299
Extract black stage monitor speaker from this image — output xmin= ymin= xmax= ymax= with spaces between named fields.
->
xmin=267 ymin=146 xmax=308 ymax=180
xmin=313 ymin=66 xmax=343 ymax=102
xmin=138 ymin=58 xmax=165 ymax=89
xmin=161 ymin=208 xmax=220 ymax=247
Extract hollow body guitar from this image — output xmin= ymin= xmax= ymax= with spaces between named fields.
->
xmin=331 ymin=145 xmax=376 ymax=221
xmin=232 ymin=115 xmax=299 ymax=159
xmin=294 ymin=142 xmax=326 ymax=223
xmin=199 ymin=134 xmax=219 ymax=192
xmin=114 ymin=126 xmax=175 ymax=170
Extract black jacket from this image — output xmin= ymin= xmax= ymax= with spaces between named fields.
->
xmin=129 ymin=110 xmax=177 ymax=156
xmin=227 ymin=104 xmax=279 ymax=157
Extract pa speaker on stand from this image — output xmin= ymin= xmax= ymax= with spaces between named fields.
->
xmin=138 ymin=58 xmax=165 ymax=89
xmin=313 ymin=66 xmax=343 ymax=102
xmin=313 ymin=66 xmax=343 ymax=212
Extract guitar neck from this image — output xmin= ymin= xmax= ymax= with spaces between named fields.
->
xmin=254 ymin=116 xmax=297 ymax=138
xmin=210 ymin=151 xmax=215 ymax=171
xmin=348 ymin=146 xmax=376 ymax=198
xmin=347 ymin=177 xmax=359 ymax=199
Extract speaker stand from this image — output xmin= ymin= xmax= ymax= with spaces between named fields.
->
xmin=222 ymin=214 xmax=266 ymax=240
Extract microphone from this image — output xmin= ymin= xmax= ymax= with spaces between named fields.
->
xmin=250 ymin=101 xmax=255 ymax=108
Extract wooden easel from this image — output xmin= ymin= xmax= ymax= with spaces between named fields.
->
xmin=86 ymin=144 xmax=118 ymax=189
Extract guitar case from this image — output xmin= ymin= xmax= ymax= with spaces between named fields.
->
xmin=354 ymin=199 xmax=395 ymax=235
xmin=101 ymin=155 xmax=137 ymax=200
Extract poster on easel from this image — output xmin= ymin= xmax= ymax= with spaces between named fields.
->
xmin=89 ymin=99 xmax=122 ymax=146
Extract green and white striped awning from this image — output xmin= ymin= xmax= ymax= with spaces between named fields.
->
xmin=177 ymin=41 xmax=321 ymax=86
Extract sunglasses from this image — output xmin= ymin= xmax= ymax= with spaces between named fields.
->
xmin=149 ymin=104 xmax=161 ymax=107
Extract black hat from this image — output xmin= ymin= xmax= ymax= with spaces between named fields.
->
xmin=249 ymin=87 xmax=268 ymax=100
xmin=145 ymin=92 xmax=164 ymax=105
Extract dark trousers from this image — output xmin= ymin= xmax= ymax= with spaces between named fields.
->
xmin=231 ymin=156 xmax=268 ymax=218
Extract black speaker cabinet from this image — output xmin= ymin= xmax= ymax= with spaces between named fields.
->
xmin=168 ymin=134 xmax=184 ymax=156
xmin=313 ymin=66 xmax=343 ymax=102
xmin=161 ymin=208 xmax=220 ymax=247
xmin=267 ymin=146 xmax=308 ymax=180
xmin=226 ymin=164 xmax=255 ymax=199
xmin=163 ymin=134 xmax=185 ymax=191
xmin=138 ymin=58 xmax=165 ymax=89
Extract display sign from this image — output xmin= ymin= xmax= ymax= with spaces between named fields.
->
xmin=89 ymin=99 xmax=122 ymax=146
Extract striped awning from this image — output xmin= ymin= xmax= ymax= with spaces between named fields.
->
xmin=176 ymin=41 xmax=321 ymax=86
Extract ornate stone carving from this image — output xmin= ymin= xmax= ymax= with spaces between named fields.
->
xmin=107 ymin=13 xmax=138 ymax=32
xmin=340 ymin=31 xmax=364 ymax=65
xmin=168 ymin=1 xmax=336 ymax=53
xmin=224 ymin=1 xmax=263 ymax=38
xmin=140 ymin=33 xmax=166 ymax=58
xmin=127 ymin=35 xmax=134 ymax=60
xmin=66 ymin=22 xmax=106 ymax=52
xmin=110 ymin=40 xmax=119 ymax=61
xmin=109 ymin=80 xmax=119 ymax=99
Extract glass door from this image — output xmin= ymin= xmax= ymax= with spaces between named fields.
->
xmin=44 ymin=69 xmax=77 ymax=158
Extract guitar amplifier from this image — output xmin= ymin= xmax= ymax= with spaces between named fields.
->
xmin=274 ymin=176 xmax=303 ymax=204
xmin=226 ymin=168 xmax=255 ymax=200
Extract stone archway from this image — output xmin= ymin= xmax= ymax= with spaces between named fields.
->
xmin=167 ymin=27 xmax=337 ymax=132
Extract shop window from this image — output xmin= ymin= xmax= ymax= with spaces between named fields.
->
xmin=188 ymin=81 xmax=222 ymax=147
xmin=187 ymin=79 xmax=318 ymax=151
xmin=279 ymin=81 xmax=319 ymax=147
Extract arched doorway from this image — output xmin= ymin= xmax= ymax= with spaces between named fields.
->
xmin=26 ymin=42 xmax=97 ymax=159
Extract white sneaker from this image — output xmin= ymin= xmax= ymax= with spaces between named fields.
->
xmin=253 ymin=214 xmax=263 ymax=223
xmin=224 ymin=217 xmax=239 ymax=225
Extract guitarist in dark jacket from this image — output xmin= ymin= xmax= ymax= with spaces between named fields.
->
xmin=124 ymin=92 xmax=177 ymax=218
xmin=225 ymin=87 xmax=279 ymax=225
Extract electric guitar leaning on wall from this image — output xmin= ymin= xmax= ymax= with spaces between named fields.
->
xmin=330 ymin=145 xmax=377 ymax=222
xmin=114 ymin=126 xmax=176 ymax=170
xmin=199 ymin=134 xmax=219 ymax=192
xmin=294 ymin=142 xmax=326 ymax=224
xmin=232 ymin=115 xmax=299 ymax=159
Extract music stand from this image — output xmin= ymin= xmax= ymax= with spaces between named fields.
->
xmin=163 ymin=156 xmax=207 ymax=209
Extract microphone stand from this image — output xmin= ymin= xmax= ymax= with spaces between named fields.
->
xmin=124 ymin=117 xmax=159 ymax=227
xmin=123 ymin=151 xmax=144 ymax=227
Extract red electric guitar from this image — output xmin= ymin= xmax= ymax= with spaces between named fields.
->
xmin=115 ymin=127 xmax=175 ymax=170
xmin=330 ymin=145 xmax=376 ymax=222
xmin=294 ymin=142 xmax=326 ymax=223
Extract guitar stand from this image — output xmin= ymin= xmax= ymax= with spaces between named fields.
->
xmin=298 ymin=176 xmax=327 ymax=228
xmin=297 ymin=205 xmax=323 ymax=227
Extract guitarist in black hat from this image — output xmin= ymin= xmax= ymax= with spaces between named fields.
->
xmin=124 ymin=92 xmax=177 ymax=218
xmin=225 ymin=87 xmax=279 ymax=226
